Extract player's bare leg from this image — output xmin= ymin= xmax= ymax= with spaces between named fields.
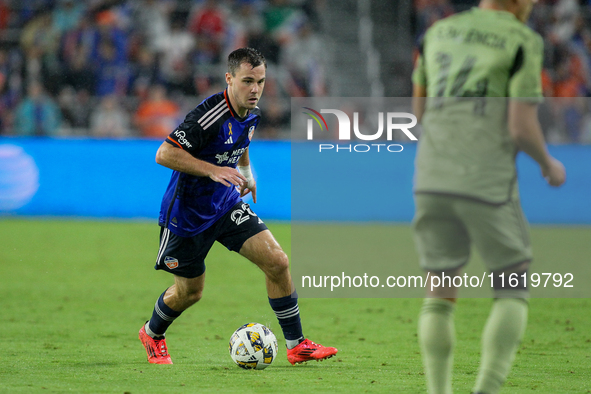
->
xmin=240 ymin=230 xmax=338 ymax=364
xmin=239 ymin=229 xmax=293 ymax=298
xmin=419 ymin=268 xmax=460 ymax=394
xmin=163 ymin=274 xmax=205 ymax=311
xmin=139 ymin=274 xmax=205 ymax=364
xmin=472 ymin=261 xmax=529 ymax=394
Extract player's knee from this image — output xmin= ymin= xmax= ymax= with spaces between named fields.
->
xmin=492 ymin=263 xmax=529 ymax=299
xmin=178 ymin=287 xmax=203 ymax=306
xmin=187 ymin=289 xmax=203 ymax=305
xmin=277 ymin=250 xmax=290 ymax=269
xmin=265 ymin=250 xmax=290 ymax=278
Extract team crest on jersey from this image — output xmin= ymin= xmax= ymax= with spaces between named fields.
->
xmin=164 ymin=256 xmax=179 ymax=269
xmin=248 ymin=125 xmax=255 ymax=140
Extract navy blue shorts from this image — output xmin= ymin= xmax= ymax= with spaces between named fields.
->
xmin=154 ymin=202 xmax=268 ymax=278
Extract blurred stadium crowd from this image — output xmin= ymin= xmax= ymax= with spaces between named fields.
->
xmin=415 ymin=0 xmax=591 ymax=143
xmin=0 ymin=0 xmax=590 ymax=142
xmin=0 ymin=0 xmax=322 ymax=139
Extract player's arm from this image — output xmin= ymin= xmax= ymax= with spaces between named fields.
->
xmin=508 ymin=102 xmax=565 ymax=187
xmin=412 ymin=84 xmax=427 ymax=123
xmin=411 ymin=38 xmax=427 ymax=123
xmin=508 ymin=35 xmax=565 ymax=187
xmin=237 ymin=147 xmax=257 ymax=203
xmin=155 ymin=142 xmax=246 ymax=187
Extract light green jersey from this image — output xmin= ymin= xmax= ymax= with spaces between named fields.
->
xmin=412 ymin=7 xmax=543 ymax=204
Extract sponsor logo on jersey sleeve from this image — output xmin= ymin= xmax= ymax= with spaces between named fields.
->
xmin=172 ymin=130 xmax=193 ymax=149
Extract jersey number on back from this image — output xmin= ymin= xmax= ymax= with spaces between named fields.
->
xmin=433 ymin=52 xmax=489 ymax=115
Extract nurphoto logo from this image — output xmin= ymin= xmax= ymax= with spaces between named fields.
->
xmin=302 ymin=107 xmax=418 ymax=153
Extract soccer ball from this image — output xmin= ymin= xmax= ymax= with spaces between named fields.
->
xmin=229 ymin=323 xmax=278 ymax=370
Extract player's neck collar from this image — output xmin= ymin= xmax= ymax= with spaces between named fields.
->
xmin=224 ymin=88 xmax=249 ymax=121
xmin=474 ymin=6 xmax=515 ymax=19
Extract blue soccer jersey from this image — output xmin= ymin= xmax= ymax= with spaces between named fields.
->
xmin=158 ymin=89 xmax=261 ymax=237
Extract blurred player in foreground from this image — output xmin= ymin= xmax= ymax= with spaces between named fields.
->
xmin=138 ymin=47 xmax=337 ymax=365
xmin=411 ymin=0 xmax=566 ymax=392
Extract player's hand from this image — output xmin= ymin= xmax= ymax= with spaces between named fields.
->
xmin=542 ymin=157 xmax=566 ymax=187
xmin=209 ymin=166 xmax=246 ymax=188
xmin=238 ymin=181 xmax=257 ymax=203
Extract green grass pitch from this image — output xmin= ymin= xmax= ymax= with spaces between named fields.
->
xmin=1 ymin=219 xmax=589 ymax=393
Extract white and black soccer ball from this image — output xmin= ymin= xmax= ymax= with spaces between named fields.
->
xmin=229 ymin=323 xmax=278 ymax=370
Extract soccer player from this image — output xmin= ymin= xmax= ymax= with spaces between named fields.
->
xmin=411 ymin=0 xmax=566 ymax=393
xmin=138 ymin=47 xmax=337 ymax=365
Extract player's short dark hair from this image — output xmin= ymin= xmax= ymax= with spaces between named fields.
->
xmin=228 ymin=48 xmax=267 ymax=76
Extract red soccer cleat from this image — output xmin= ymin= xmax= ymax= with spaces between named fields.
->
xmin=138 ymin=325 xmax=173 ymax=364
xmin=287 ymin=338 xmax=338 ymax=365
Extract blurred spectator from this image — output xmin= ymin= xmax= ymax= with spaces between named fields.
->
xmin=130 ymin=47 xmax=162 ymax=99
xmin=57 ymin=85 xmax=77 ymax=129
xmin=134 ymin=84 xmax=180 ymax=138
xmin=0 ymin=0 xmax=10 ymax=30
xmin=17 ymin=0 xmax=55 ymax=27
xmin=59 ymin=15 xmax=98 ymax=91
xmin=57 ymin=86 xmax=92 ymax=130
xmin=263 ymin=0 xmax=294 ymax=36
xmin=188 ymin=0 xmax=226 ymax=62
xmin=247 ymin=28 xmax=281 ymax=64
xmin=545 ymin=45 xmax=589 ymax=96
xmin=189 ymin=34 xmax=224 ymax=96
xmin=263 ymin=0 xmax=307 ymax=45
xmin=281 ymin=19 xmax=325 ymax=96
xmin=91 ymin=10 xmax=130 ymax=96
xmin=0 ymin=49 xmax=23 ymax=134
xmin=297 ymin=0 xmax=322 ymax=31
xmin=130 ymin=0 xmax=174 ymax=52
xmin=71 ymin=89 xmax=93 ymax=129
xmin=545 ymin=45 xmax=588 ymax=142
xmin=92 ymin=10 xmax=128 ymax=65
xmin=549 ymin=0 xmax=579 ymax=44
xmin=62 ymin=49 xmax=96 ymax=94
xmin=52 ymin=0 xmax=86 ymax=34
xmin=95 ymin=40 xmax=130 ymax=96
xmin=258 ymin=99 xmax=289 ymax=139
xmin=571 ymin=15 xmax=591 ymax=52
xmin=20 ymin=12 xmax=62 ymax=92
xmin=191 ymin=33 xmax=220 ymax=66
xmin=226 ymin=2 xmax=264 ymax=53
xmin=527 ymin=0 xmax=553 ymax=39
xmin=90 ymin=95 xmax=131 ymax=138
xmin=414 ymin=0 xmax=454 ymax=37
xmin=14 ymin=80 xmax=61 ymax=136
xmin=159 ymin=17 xmax=196 ymax=95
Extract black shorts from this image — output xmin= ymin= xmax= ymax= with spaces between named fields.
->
xmin=154 ymin=202 xmax=268 ymax=278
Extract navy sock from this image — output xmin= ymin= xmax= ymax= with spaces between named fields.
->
xmin=147 ymin=289 xmax=182 ymax=337
xmin=269 ymin=291 xmax=304 ymax=345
